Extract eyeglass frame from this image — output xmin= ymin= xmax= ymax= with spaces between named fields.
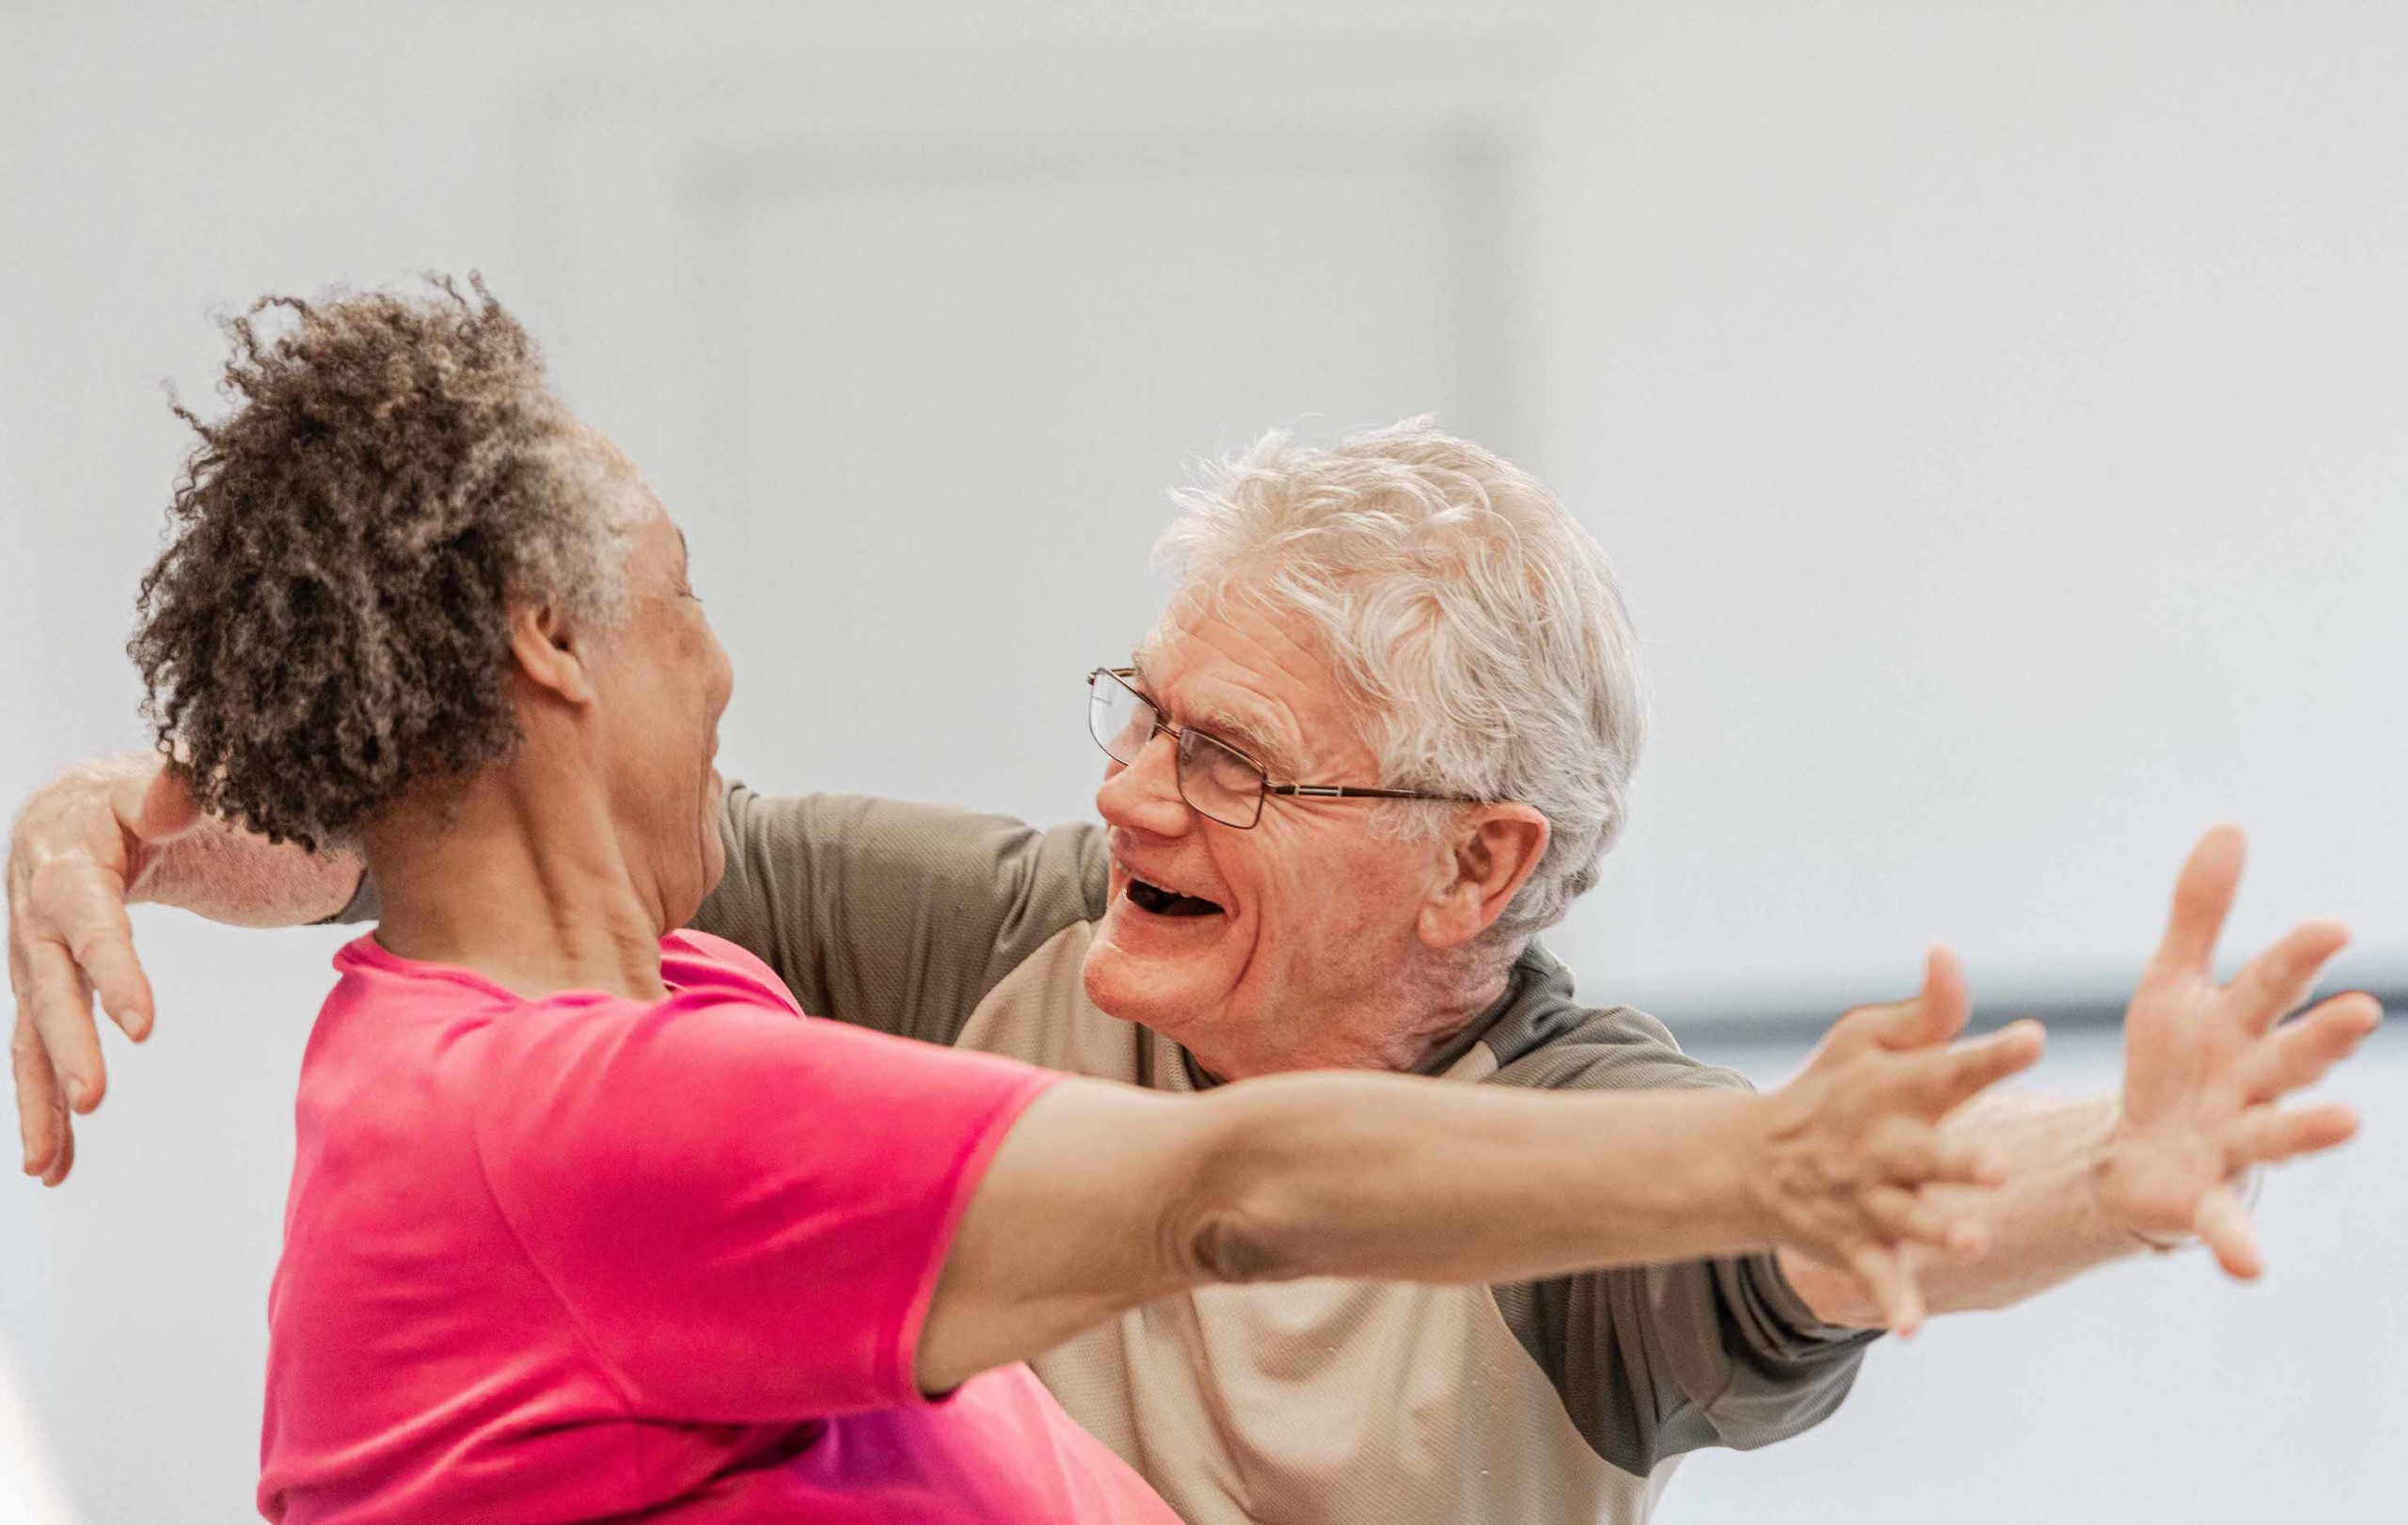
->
xmin=1085 ymin=665 xmax=1484 ymax=829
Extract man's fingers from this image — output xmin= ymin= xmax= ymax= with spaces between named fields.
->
xmin=40 ymin=1097 xmax=73 ymax=1187
xmin=54 ymin=873 xmax=155 ymax=1043
xmin=2226 ymin=1100 xmax=2359 ymax=1167
xmin=2152 ymin=825 xmax=2245 ymax=979
xmin=83 ymin=935 xmax=154 ymax=1045
xmin=11 ymin=1015 xmax=61 ymax=1177
xmin=2194 ymin=1185 xmax=2263 ymax=1280
xmin=121 ymin=761 xmax=202 ymax=847
xmin=1911 ymin=1019 xmax=2047 ymax=1116
xmin=23 ymin=940 xmax=104 ymax=1113
xmin=2225 ymin=918 xmax=2352 ymax=1038
xmin=2240 ymin=994 xmax=2383 ymax=1103
xmin=28 ymin=851 xmax=154 ymax=1041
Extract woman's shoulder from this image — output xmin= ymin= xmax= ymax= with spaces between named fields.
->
xmin=662 ymin=929 xmax=805 ymax=1016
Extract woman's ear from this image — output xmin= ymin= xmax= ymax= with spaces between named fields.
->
xmin=1417 ymin=803 xmax=1551 ymax=950
xmin=507 ymin=601 xmax=596 ymax=706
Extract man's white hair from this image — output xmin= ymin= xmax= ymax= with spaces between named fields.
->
xmin=1153 ymin=417 xmax=1647 ymax=939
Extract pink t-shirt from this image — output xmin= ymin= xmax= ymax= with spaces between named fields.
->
xmin=259 ymin=929 xmax=1177 ymax=1524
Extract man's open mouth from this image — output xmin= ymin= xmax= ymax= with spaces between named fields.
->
xmin=1124 ymin=878 xmax=1226 ymax=918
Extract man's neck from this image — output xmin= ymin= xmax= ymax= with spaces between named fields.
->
xmin=1182 ymin=958 xmax=1519 ymax=1083
xmin=363 ymin=759 xmax=667 ymax=1003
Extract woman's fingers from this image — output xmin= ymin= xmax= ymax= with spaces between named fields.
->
xmin=1871 ymin=1122 xmax=2009 ymax=1190
xmin=1890 ymin=945 xmax=1972 ymax=1051
xmin=1927 ymin=1137 xmax=2012 ymax=1190
xmin=1849 ymin=1244 xmax=1925 ymax=1337
xmin=1826 ymin=945 xmax=1972 ymax=1061
xmin=1909 ymin=1019 xmax=2047 ymax=1117
xmin=1864 ymin=1184 xmax=1963 ymax=1251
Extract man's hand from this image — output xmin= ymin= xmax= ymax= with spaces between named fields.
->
xmin=2095 ymin=824 xmax=2383 ymax=1278
xmin=8 ymin=755 xmax=204 ymax=1183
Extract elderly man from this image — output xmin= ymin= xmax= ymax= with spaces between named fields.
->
xmin=9 ymin=421 xmax=2378 ymax=1524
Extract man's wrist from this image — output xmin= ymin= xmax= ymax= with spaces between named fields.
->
xmin=2087 ymin=1108 xmax=2178 ymax=1254
xmin=2089 ymin=1108 xmax=2265 ymax=1256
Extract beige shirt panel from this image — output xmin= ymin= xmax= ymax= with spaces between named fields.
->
xmin=958 ymin=920 xmax=1676 ymax=1525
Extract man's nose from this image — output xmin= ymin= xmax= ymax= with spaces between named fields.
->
xmin=1096 ymin=729 xmax=1191 ymax=835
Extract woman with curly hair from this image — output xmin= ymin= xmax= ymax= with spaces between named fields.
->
xmin=131 ymin=278 xmax=2034 ymax=1523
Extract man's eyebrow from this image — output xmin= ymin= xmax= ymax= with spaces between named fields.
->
xmin=1126 ymin=645 xmax=1299 ymax=772
xmin=1189 ymin=706 xmax=1295 ymax=772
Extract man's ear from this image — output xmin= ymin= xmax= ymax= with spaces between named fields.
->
xmin=1417 ymin=803 xmax=1551 ymax=950
xmin=506 ymin=600 xmax=596 ymax=706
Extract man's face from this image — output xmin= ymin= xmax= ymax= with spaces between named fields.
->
xmin=1080 ymin=587 xmax=1457 ymax=1077
xmin=585 ymin=486 xmax=733 ymax=933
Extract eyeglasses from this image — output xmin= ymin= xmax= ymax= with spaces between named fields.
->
xmin=1085 ymin=666 xmax=1481 ymax=829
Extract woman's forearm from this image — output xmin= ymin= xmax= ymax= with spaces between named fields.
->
xmin=918 ymin=1072 xmax=1770 ymax=1393
xmin=923 ymin=963 xmax=2030 ymax=1393
xmin=1176 ymin=1071 xmax=1768 ymax=1287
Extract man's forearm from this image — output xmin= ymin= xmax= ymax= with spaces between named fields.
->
xmin=136 ymin=810 xmax=362 ymax=928
xmin=94 ymin=754 xmax=361 ymax=928
xmin=1781 ymin=1091 xmax=2134 ymax=1326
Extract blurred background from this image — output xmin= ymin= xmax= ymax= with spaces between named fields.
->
xmin=2 ymin=2 xmax=2402 ymax=1520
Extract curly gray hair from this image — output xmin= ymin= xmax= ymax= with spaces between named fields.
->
xmin=131 ymin=276 xmax=647 ymax=851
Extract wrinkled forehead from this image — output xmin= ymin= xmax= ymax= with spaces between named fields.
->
xmin=1131 ymin=582 xmax=1377 ymax=776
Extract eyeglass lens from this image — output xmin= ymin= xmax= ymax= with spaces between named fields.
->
xmin=1087 ymin=670 xmax=1265 ymax=828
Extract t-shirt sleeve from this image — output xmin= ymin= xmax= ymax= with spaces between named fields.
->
xmin=472 ymin=993 xmax=1059 ymax=1422
xmin=1485 ymin=1003 xmax=1877 ymax=1474
xmin=689 ymin=785 xmax=1109 ymax=1045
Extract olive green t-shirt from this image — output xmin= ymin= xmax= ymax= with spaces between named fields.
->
xmin=686 ymin=785 xmax=1874 ymax=1525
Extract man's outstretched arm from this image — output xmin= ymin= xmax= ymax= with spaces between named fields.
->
xmin=8 ymin=757 xmax=1093 ymax=1183
xmin=1777 ymin=825 xmax=2382 ymax=1326
xmin=7 ymin=754 xmax=360 ymax=1183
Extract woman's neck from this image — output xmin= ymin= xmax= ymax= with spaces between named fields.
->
xmin=362 ymin=760 xmax=669 ymax=1002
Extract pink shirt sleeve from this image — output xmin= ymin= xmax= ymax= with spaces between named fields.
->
xmin=470 ymin=982 xmax=1058 ymax=1422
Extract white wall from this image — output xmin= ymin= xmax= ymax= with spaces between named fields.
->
xmin=1537 ymin=3 xmax=2408 ymax=1019
xmin=3 ymin=4 xmax=2400 ymax=1521
xmin=1665 ymin=1025 xmax=2407 ymax=1524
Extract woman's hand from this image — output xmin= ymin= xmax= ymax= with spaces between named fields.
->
xmin=1753 ymin=947 xmax=2045 ymax=1335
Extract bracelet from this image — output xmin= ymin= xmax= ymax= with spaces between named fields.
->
xmin=2123 ymin=1167 xmax=2265 ymax=1255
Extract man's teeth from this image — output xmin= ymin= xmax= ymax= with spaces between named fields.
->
xmin=1126 ymin=878 xmax=1225 ymax=917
